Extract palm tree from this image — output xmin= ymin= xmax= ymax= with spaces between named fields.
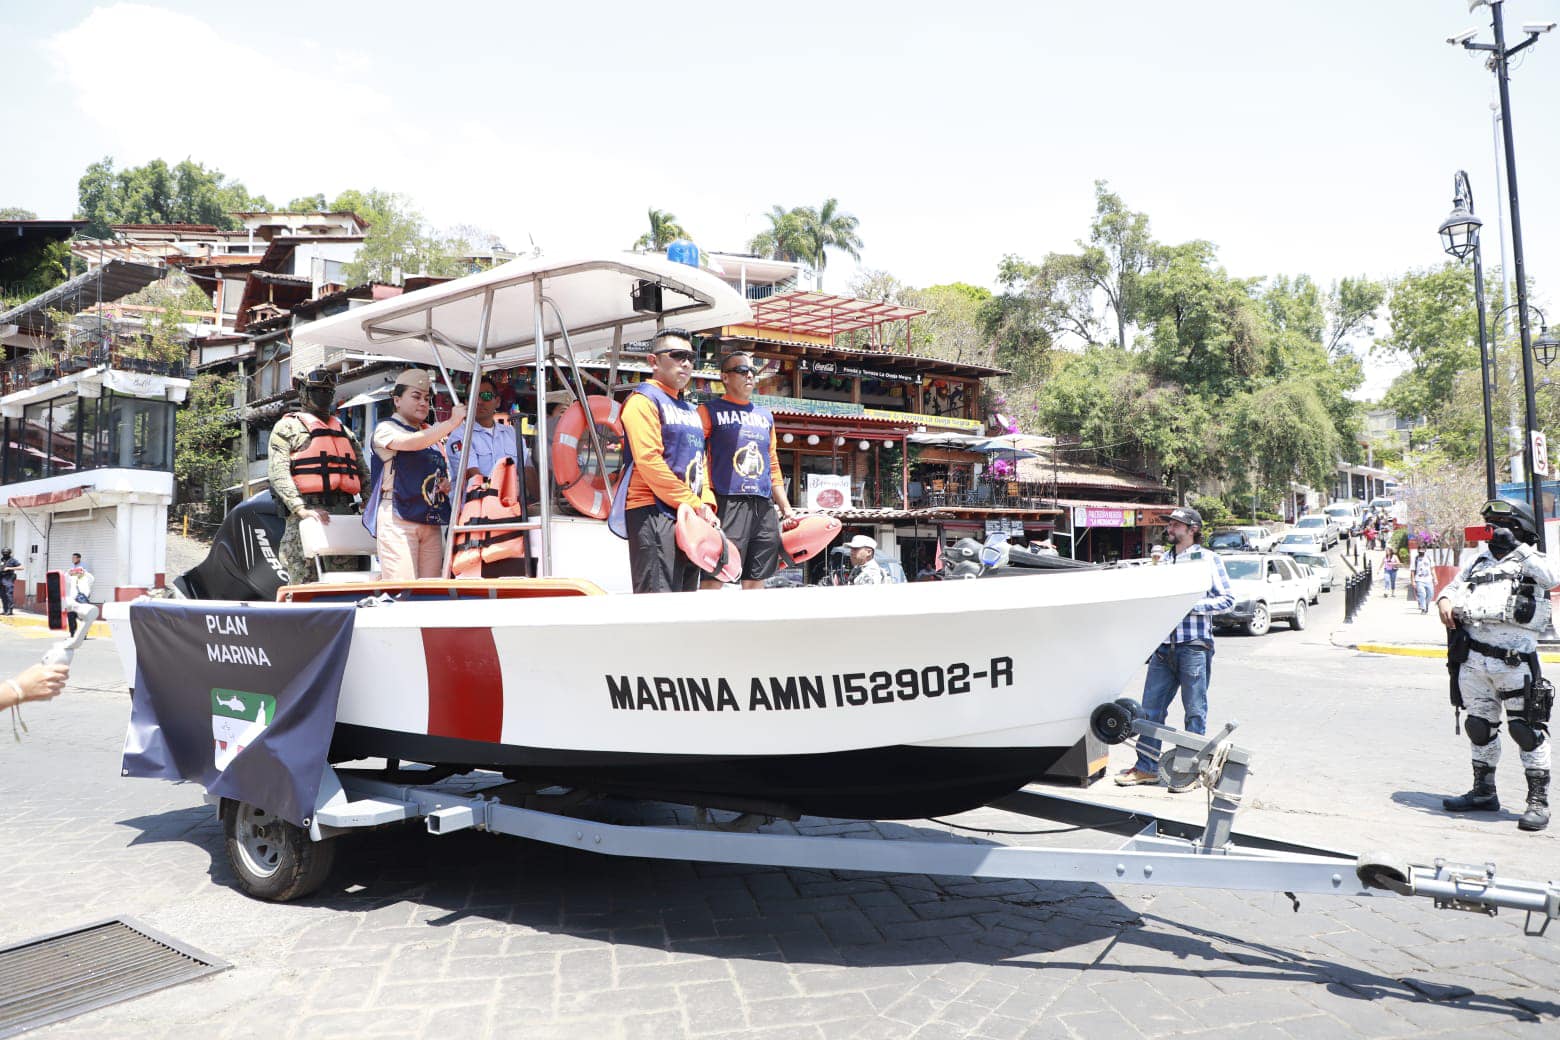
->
xmin=793 ymin=199 xmax=863 ymax=290
xmin=746 ymin=205 xmax=807 ymax=263
xmin=632 ymin=208 xmax=687 ymax=252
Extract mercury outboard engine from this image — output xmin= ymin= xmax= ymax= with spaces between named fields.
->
xmin=174 ymin=491 xmax=290 ymax=600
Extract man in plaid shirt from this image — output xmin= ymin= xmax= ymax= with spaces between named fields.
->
xmin=1116 ymin=506 xmax=1235 ymax=789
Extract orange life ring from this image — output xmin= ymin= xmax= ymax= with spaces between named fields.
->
xmin=551 ymin=395 xmax=625 ymax=520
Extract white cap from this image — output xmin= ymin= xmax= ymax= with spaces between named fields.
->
xmin=846 ymin=535 xmax=877 ymax=550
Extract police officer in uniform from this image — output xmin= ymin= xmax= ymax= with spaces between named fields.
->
xmin=266 ymin=367 xmax=372 ymax=585
xmin=698 ymin=350 xmax=796 ymax=590
xmin=0 ymin=547 xmax=21 ymax=615
xmin=1438 ymin=498 xmax=1558 ymax=831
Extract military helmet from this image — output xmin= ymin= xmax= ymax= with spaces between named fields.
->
xmin=1482 ymin=497 xmax=1540 ymax=544
xmin=294 ymin=366 xmax=338 ymax=390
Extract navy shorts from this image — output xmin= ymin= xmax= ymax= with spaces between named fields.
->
xmin=715 ymin=493 xmax=781 ymax=582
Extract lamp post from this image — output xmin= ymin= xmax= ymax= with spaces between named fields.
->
xmin=1438 ymin=170 xmax=1497 ymax=500
xmin=1453 ymin=0 xmax=1553 ymax=547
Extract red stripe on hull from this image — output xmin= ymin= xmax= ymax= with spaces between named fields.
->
xmin=422 ymin=628 xmax=503 ymax=742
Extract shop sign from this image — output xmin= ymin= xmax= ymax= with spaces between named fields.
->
xmin=984 ymin=518 xmax=1025 ymax=537
xmin=868 ymin=408 xmax=982 ymax=433
xmin=800 ymin=359 xmax=921 ymax=385
xmin=754 ymin=394 xmax=864 ymax=417
xmin=806 ymin=473 xmax=853 ymax=510
xmin=1074 ymin=506 xmax=1135 ymax=528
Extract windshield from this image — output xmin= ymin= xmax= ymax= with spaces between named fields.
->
xmin=1209 ymin=532 xmax=1246 ymax=548
xmin=1324 ymin=507 xmax=1352 ymax=518
xmin=1296 ymin=517 xmax=1325 ymax=528
xmin=1294 ymin=554 xmax=1326 ymax=568
xmin=1223 ymin=559 xmax=1261 ymax=580
xmin=1280 ymin=534 xmax=1314 ymax=544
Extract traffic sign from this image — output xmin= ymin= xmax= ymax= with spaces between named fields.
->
xmin=1533 ymin=430 xmax=1549 ymax=477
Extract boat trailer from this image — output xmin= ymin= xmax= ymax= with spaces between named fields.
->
xmin=219 ymin=700 xmax=1559 ymax=935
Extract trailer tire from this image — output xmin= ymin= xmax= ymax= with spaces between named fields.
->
xmin=221 ymin=798 xmax=335 ymax=902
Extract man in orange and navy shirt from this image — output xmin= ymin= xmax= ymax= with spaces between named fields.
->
xmin=619 ymin=329 xmax=719 ymax=593
xmin=698 ymin=350 xmax=797 ymax=589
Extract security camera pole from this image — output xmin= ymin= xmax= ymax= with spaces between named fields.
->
xmin=1457 ymin=0 xmax=1553 ymax=547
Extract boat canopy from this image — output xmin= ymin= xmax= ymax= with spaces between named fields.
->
xmin=289 ymin=253 xmax=753 ymax=371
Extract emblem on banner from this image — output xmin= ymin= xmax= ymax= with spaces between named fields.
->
xmin=211 ymin=688 xmax=276 ymax=770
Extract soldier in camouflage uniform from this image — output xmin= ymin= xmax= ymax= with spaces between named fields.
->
xmin=267 ymin=368 xmax=372 ymax=584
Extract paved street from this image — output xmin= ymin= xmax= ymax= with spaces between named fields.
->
xmin=2 ymin=574 xmax=1557 ymax=1039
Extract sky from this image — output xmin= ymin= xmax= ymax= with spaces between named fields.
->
xmin=5 ymin=0 xmax=1560 ymax=400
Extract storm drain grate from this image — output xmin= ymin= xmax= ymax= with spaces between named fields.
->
xmin=0 ymin=917 xmax=229 ymax=1038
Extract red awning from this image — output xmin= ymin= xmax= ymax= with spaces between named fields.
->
xmin=7 ymin=485 xmax=90 ymax=509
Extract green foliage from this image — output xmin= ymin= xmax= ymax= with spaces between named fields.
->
xmin=0 ymin=237 xmax=72 ymax=308
xmin=285 ymin=193 xmax=329 ymax=212
xmin=632 ymin=208 xmax=686 ymax=252
xmin=1191 ymin=494 xmax=1234 ymax=527
xmin=748 ymin=200 xmax=862 ymax=288
xmin=174 ymin=373 xmax=239 ymax=518
xmin=76 ymin=157 xmax=271 ymax=237
xmin=118 ymin=275 xmax=211 ymax=363
xmin=333 ymin=189 xmax=474 ymax=284
xmin=1374 ymin=263 xmax=1478 ymax=421
xmin=1229 ymin=379 xmax=1341 ymax=495
xmin=0 ymin=206 xmax=38 ymax=219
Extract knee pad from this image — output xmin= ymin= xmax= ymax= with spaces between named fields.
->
xmin=1465 ymin=714 xmax=1499 ymax=746
xmin=1508 ymin=719 xmax=1547 ymax=753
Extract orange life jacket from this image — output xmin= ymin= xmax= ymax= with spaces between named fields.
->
xmin=289 ymin=412 xmax=363 ymax=496
xmin=451 ymin=456 xmax=528 ymax=578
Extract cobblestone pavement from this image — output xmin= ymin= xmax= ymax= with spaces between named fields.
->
xmin=1 ymin=598 xmax=1557 ymax=1039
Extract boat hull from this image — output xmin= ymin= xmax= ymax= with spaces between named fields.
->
xmin=108 ymin=565 xmax=1208 ymax=821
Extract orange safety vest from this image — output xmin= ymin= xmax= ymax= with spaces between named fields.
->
xmin=451 ymin=456 xmax=528 ymax=578
xmin=289 ymin=412 xmax=363 ymax=496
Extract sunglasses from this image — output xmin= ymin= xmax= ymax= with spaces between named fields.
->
xmin=1483 ymin=499 xmax=1516 ymax=515
xmin=477 ymin=391 xmax=497 ymax=401
xmin=661 ymin=350 xmax=696 ymax=363
xmin=723 ymin=365 xmax=756 ymax=376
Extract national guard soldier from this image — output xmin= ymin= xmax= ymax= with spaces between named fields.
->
xmin=267 ymin=367 xmax=371 ymax=585
xmin=1437 ymin=498 xmax=1558 ymax=831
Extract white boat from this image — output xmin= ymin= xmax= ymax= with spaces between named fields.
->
xmin=106 ymin=252 xmax=1208 ymax=820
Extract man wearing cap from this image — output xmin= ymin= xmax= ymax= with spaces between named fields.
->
xmin=698 ymin=350 xmax=797 ymax=590
xmin=847 ymin=535 xmax=888 ymax=585
xmin=268 ymin=366 xmax=373 ymax=585
xmin=0 ymin=547 xmax=19 ymax=615
xmin=616 ymin=330 xmax=718 ymax=593
xmin=1116 ymin=506 xmax=1235 ymax=789
xmin=365 ymin=369 xmax=466 ymax=580
xmin=1437 ymin=497 xmax=1558 ymax=831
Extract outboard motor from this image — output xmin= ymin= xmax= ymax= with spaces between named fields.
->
xmin=174 ymin=491 xmax=290 ymax=600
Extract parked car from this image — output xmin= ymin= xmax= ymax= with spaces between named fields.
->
xmin=1286 ymin=551 xmax=1334 ymax=593
xmin=1276 ymin=532 xmax=1324 ymax=555
xmin=1293 ymin=514 xmax=1340 ymax=548
xmin=1291 ymin=560 xmax=1323 ymax=604
xmin=1368 ymin=497 xmax=1396 ymax=513
xmin=1213 ymin=552 xmax=1312 ymax=636
xmin=1231 ymin=524 xmax=1278 ymax=551
xmin=1324 ymin=502 xmax=1363 ymax=538
xmin=1208 ymin=529 xmax=1257 ymax=553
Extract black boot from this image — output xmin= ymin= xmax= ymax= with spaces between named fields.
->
xmin=1443 ymin=764 xmax=1500 ymax=812
xmin=1518 ymin=768 xmax=1550 ymax=832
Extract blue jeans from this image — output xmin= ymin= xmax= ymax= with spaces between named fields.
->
xmin=1134 ymin=642 xmax=1211 ymax=774
xmin=1384 ymin=569 xmax=1397 ymax=593
xmin=1416 ymin=580 xmax=1433 ymax=612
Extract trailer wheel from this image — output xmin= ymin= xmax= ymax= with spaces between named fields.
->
xmin=1090 ymin=701 xmax=1137 ymax=745
xmin=221 ymin=799 xmax=335 ymax=902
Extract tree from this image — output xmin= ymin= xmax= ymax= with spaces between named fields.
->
xmin=285 ymin=194 xmax=329 ymax=212
xmin=1324 ymin=276 xmax=1386 ymax=359
xmin=747 ymin=205 xmax=808 ymax=263
xmin=1138 ymin=241 xmax=1265 ymax=399
xmin=792 ymin=199 xmax=862 ymax=290
xmin=632 ymin=208 xmax=686 ymax=252
xmin=0 ymin=207 xmax=37 ymax=219
xmin=174 ymin=373 xmax=239 ymax=519
xmin=1374 ymin=263 xmax=1478 ymax=422
xmin=1230 ymin=379 xmax=1342 ymax=500
xmin=1079 ymin=180 xmax=1157 ymax=350
xmin=332 ymin=189 xmax=471 ymax=283
xmin=75 ymin=157 xmax=271 ymax=236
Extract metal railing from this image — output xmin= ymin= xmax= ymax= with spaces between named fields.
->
xmin=1343 ymin=560 xmax=1374 ymax=623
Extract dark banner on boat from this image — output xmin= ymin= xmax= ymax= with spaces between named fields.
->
xmin=121 ymin=601 xmax=355 ymax=827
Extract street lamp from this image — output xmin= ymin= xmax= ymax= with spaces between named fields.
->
xmin=1439 ymin=170 xmax=1497 ymax=499
xmin=1452 ymin=0 xmax=1553 ymax=547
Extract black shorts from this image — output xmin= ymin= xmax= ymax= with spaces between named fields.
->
xmin=625 ymin=505 xmax=701 ymax=593
xmin=715 ymin=493 xmax=781 ymax=581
